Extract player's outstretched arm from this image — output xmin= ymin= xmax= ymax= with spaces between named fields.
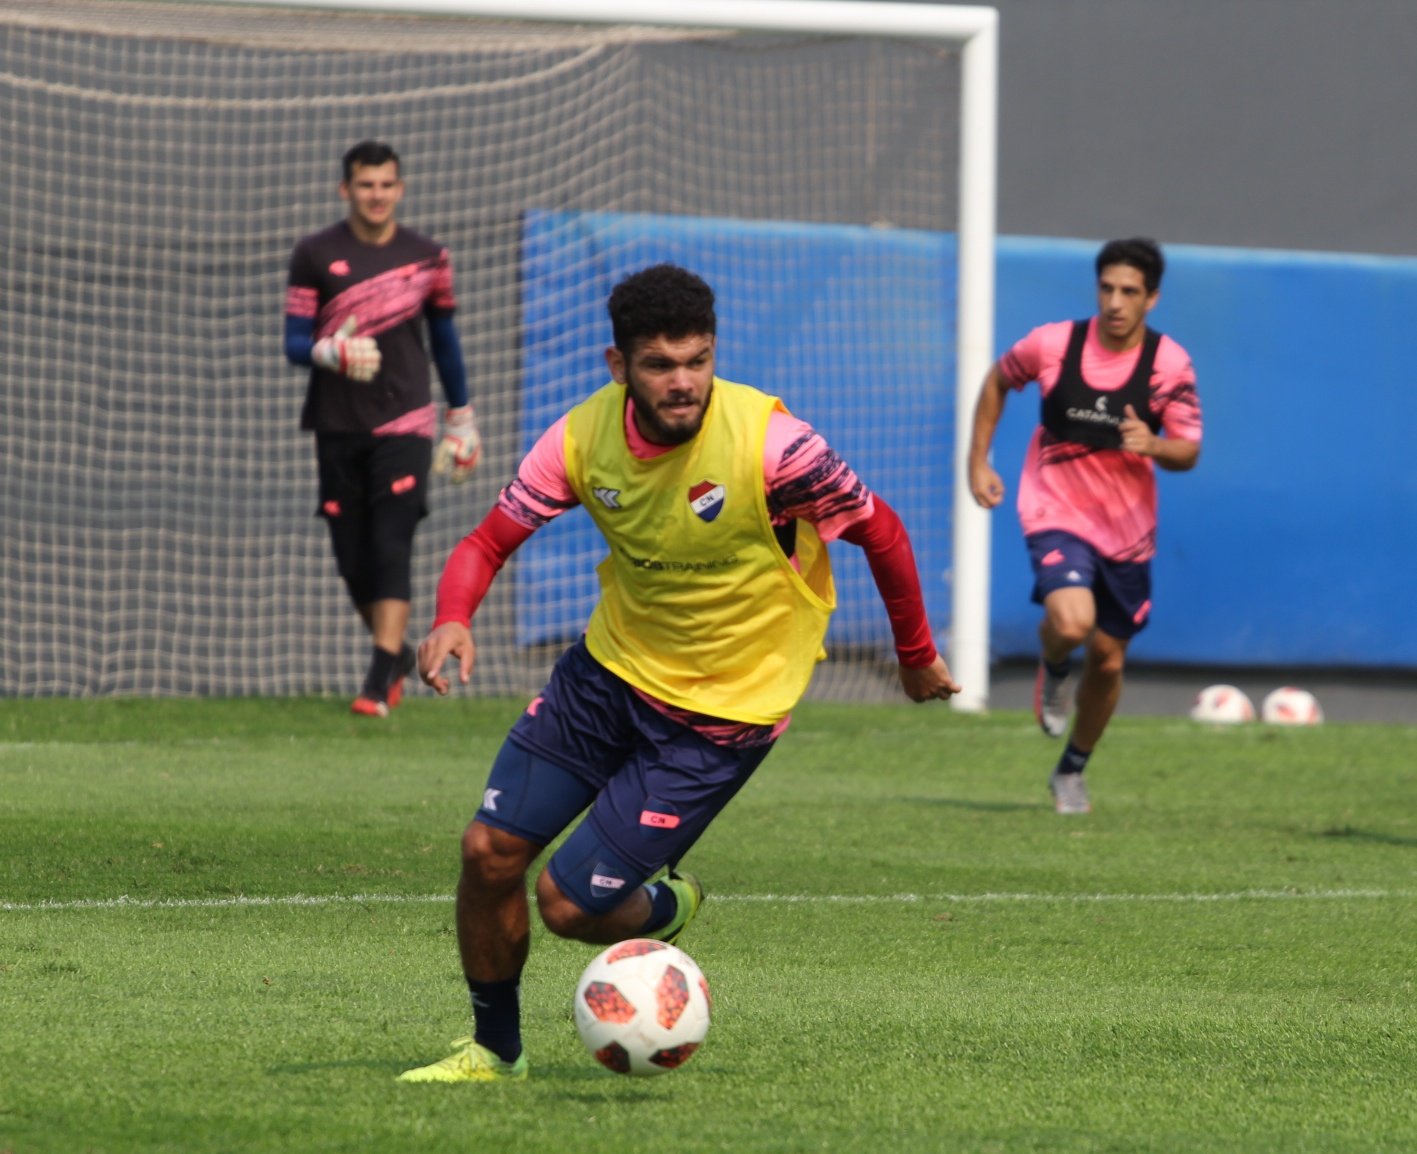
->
xmin=838 ymin=495 xmax=961 ymax=704
xmin=420 ymin=505 xmax=535 ymax=696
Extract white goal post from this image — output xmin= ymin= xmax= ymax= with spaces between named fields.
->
xmin=4 ymin=0 xmax=996 ymax=709
xmin=223 ymin=0 xmax=999 ymax=711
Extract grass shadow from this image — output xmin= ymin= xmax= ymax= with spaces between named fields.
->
xmin=903 ymin=796 xmax=1040 ymax=813
xmin=1316 ymin=825 xmax=1417 ymax=848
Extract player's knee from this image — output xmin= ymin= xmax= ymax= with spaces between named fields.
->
xmin=1046 ymin=609 xmax=1093 ymax=648
xmin=1086 ymin=639 xmax=1127 ymax=680
xmin=460 ymin=821 xmax=535 ymax=892
xmin=534 ymin=869 xmax=596 ymax=940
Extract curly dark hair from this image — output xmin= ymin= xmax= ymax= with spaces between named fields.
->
xmin=1095 ymin=237 xmax=1165 ymax=293
xmin=342 ymin=140 xmax=400 ymax=181
xmin=607 ymin=264 xmax=716 ymax=354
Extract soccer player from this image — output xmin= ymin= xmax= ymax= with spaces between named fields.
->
xmin=968 ymin=238 xmax=1202 ymax=814
xmin=284 ymin=140 xmax=483 ymax=717
xmin=398 ymin=264 xmax=960 ymax=1083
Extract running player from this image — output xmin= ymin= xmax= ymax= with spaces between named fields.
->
xmin=968 ymin=238 xmax=1203 ymax=814
xmin=398 ymin=263 xmax=960 ymax=1083
xmin=284 ymin=140 xmax=482 ymax=717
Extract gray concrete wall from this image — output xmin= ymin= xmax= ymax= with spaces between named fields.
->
xmin=888 ymin=0 xmax=1417 ymax=256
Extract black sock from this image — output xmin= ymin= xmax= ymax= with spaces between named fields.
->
xmin=1055 ymin=741 xmax=1091 ymax=776
xmin=468 ymin=977 xmax=522 ymax=1063
xmin=363 ymin=644 xmax=400 ymax=696
xmin=1044 ymin=655 xmax=1073 ymax=679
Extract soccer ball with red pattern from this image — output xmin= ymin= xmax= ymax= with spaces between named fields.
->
xmin=1189 ymin=684 xmax=1255 ymax=724
xmin=1261 ymin=686 xmax=1323 ymax=726
xmin=573 ymin=939 xmax=711 ymax=1076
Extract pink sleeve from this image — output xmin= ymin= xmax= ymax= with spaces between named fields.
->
xmin=764 ymin=409 xmax=874 ymax=542
xmin=496 ymin=414 xmax=581 ymax=529
xmin=428 ymin=247 xmax=456 ymax=313
xmin=997 ymin=320 xmax=1072 ymax=390
xmin=1153 ymin=337 xmax=1203 ymax=443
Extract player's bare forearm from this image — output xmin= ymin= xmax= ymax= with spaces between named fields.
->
xmin=968 ymin=366 xmax=1010 ymax=508
xmin=1151 ymin=437 xmax=1200 ymax=472
xmin=1120 ymin=405 xmax=1200 ymax=471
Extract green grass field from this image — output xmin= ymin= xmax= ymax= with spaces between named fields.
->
xmin=2 ymin=697 xmax=1414 ymax=1154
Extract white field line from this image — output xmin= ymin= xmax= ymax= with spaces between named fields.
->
xmin=1 ymin=888 xmax=1411 ymax=914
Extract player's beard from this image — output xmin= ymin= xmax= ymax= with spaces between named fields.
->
xmin=625 ymin=373 xmax=712 ymax=446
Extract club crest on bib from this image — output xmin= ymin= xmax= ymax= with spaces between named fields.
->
xmin=687 ymin=480 xmax=725 ymax=523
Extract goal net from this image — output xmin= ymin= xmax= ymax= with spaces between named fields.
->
xmin=0 ymin=0 xmax=995 ymax=704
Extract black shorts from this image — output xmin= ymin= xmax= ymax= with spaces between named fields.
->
xmin=314 ymin=432 xmax=431 ymax=604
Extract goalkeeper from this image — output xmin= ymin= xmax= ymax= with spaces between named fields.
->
xmin=284 ymin=140 xmax=482 ymax=717
xmin=398 ymin=263 xmax=959 ymax=1084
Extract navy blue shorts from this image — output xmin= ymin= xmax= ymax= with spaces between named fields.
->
xmin=475 ymin=639 xmax=774 ymax=915
xmin=1026 ymin=529 xmax=1152 ymax=640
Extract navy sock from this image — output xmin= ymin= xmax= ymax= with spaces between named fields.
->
xmin=1044 ymin=655 xmax=1073 ymax=679
xmin=639 ymin=880 xmax=680 ymax=935
xmin=1055 ymin=741 xmax=1091 ymax=776
xmin=468 ymin=977 xmax=522 ymax=1063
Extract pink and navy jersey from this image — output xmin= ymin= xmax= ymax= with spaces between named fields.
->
xmin=499 ymin=395 xmax=873 ymax=543
xmin=999 ymin=317 xmax=1201 ymax=562
xmin=286 ymin=221 xmax=455 ymax=434
xmin=496 ymin=390 xmax=873 ymax=748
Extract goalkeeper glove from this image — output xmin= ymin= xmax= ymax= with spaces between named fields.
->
xmin=433 ymin=405 xmax=482 ymax=483
xmin=312 ymin=316 xmax=382 ymax=382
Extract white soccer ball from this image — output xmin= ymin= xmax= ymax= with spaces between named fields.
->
xmin=1189 ymin=684 xmax=1255 ymax=724
xmin=573 ymin=939 xmax=711 ymax=1076
xmin=1261 ymin=686 xmax=1324 ymax=726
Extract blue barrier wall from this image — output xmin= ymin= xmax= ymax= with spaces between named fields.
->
xmin=519 ymin=209 xmax=955 ymax=650
xmin=519 ymin=215 xmax=1417 ymax=670
xmin=992 ymin=238 xmax=1417 ymax=668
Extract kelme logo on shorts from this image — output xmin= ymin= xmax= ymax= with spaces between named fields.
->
xmin=688 ymin=480 xmax=726 ymax=522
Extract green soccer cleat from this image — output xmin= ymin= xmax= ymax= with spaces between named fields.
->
xmin=648 ymin=870 xmax=705 ymax=947
xmin=396 ymin=1037 xmax=528 ymax=1084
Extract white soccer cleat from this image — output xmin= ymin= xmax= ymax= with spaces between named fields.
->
xmin=1049 ymin=770 xmax=1091 ymax=815
xmin=1034 ymin=660 xmax=1073 ymax=738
